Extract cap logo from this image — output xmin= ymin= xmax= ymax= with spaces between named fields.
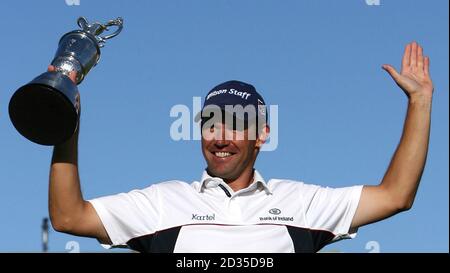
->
xmin=206 ymin=89 xmax=228 ymax=100
xmin=206 ymin=88 xmax=252 ymax=101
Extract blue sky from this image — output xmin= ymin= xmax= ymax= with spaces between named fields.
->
xmin=0 ymin=0 xmax=448 ymax=253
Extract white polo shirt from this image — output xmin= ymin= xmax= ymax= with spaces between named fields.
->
xmin=88 ymin=170 xmax=363 ymax=253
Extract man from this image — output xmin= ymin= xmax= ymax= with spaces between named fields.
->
xmin=49 ymin=42 xmax=433 ymax=252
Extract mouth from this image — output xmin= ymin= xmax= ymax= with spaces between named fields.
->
xmin=209 ymin=151 xmax=237 ymax=161
xmin=213 ymin=151 xmax=234 ymax=158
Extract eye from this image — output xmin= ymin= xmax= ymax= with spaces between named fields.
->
xmin=229 ymin=118 xmax=249 ymax=132
xmin=200 ymin=119 xmax=216 ymax=134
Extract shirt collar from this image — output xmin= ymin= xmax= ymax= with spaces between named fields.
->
xmin=198 ymin=169 xmax=272 ymax=195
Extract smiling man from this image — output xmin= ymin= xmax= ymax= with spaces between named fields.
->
xmin=49 ymin=42 xmax=434 ymax=252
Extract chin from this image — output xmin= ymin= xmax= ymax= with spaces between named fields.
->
xmin=207 ymin=166 xmax=234 ymax=180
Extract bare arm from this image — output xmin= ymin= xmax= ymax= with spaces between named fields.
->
xmin=351 ymin=42 xmax=434 ymax=229
xmin=48 ymin=67 xmax=111 ymax=244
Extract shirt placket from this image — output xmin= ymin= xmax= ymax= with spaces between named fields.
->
xmin=227 ymin=195 xmax=242 ymax=223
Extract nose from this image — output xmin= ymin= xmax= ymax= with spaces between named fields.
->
xmin=214 ymin=139 xmax=230 ymax=149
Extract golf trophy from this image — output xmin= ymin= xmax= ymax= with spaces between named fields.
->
xmin=9 ymin=16 xmax=124 ymax=145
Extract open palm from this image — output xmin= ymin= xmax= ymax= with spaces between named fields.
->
xmin=383 ymin=42 xmax=434 ymax=100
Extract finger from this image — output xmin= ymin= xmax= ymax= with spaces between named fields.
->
xmin=424 ymin=56 xmax=430 ymax=76
xmin=402 ymin=43 xmax=411 ymax=69
xmin=417 ymin=44 xmax=424 ymax=70
xmin=410 ymin=41 xmax=417 ymax=67
xmin=69 ymin=71 xmax=77 ymax=83
xmin=48 ymin=65 xmax=55 ymax=72
xmin=382 ymin=64 xmax=402 ymax=82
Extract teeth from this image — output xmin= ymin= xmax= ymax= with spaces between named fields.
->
xmin=215 ymin=152 xmax=232 ymax=158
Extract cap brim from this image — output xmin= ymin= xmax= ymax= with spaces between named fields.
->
xmin=194 ymin=107 xmax=259 ymax=123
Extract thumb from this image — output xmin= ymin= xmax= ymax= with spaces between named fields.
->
xmin=69 ymin=70 xmax=77 ymax=84
xmin=382 ymin=64 xmax=401 ymax=83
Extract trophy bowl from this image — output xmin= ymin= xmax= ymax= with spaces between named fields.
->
xmin=9 ymin=16 xmax=123 ymax=146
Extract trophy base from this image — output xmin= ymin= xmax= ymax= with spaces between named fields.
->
xmin=9 ymin=73 xmax=79 ymax=146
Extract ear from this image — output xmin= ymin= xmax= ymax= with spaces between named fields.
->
xmin=256 ymin=125 xmax=270 ymax=148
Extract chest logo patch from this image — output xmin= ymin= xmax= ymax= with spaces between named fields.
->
xmin=269 ymin=208 xmax=281 ymax=215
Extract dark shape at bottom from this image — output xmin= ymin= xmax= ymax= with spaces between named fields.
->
xmin=9 ymin=71 xmax=79 ymax=146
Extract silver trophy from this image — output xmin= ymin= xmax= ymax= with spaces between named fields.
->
xmin=9 ymin=17 xmax=124 ymax=145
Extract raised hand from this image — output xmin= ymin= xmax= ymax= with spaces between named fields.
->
xmin=382 ymin=42 xmax=434 ymax=101
xmin=47 ymin=65 xmax=80 ymax=114
xmin=47 ymin=65 xmax=78 ymax=84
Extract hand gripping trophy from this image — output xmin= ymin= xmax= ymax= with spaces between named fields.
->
xmin=9 ymin=17 xmax=124 ymax=145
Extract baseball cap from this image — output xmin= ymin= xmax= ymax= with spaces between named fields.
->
xmin=195 ymin=80 xmax=267 ymax=129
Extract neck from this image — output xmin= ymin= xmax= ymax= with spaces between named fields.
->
xmin=223 ymin=166 xmax=255 ymax=192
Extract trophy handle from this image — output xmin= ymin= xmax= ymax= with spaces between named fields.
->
xmin=101 ymin=17 xmax=124 ymax=41
xmin=77 ymin=17 xmax=123 ymax=47
xmin=77 ymin=17 xmax=89 ymax=31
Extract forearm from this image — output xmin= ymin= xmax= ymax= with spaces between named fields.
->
xmin=49 ymin=129 xmax=86 ymax=230
xmin=381 ymin=95 xmax=432 ymax=208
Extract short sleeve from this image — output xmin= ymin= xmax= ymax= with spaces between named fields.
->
xmin=302 ymin=184 xmax=363 ymax=242
xmin=88 ymin=185 xmax=160 ymax=248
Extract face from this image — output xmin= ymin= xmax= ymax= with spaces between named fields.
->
xmin=201 ymin=119 xmax=268 ymax=181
